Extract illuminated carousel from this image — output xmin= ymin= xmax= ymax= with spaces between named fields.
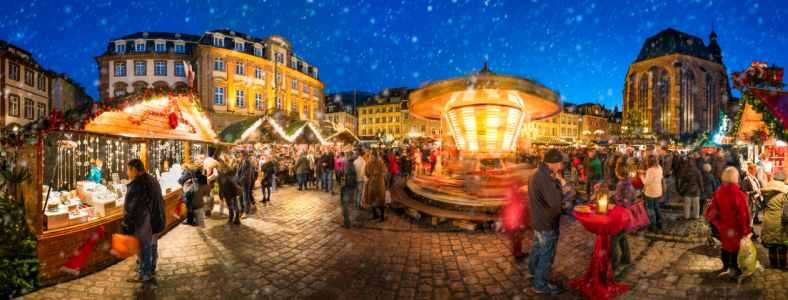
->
xmin=399 ymin=63 xmax=561 ymax=225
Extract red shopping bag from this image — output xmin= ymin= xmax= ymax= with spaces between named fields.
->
xmin=110 ymin=234 xmax=140 ymax=258
xmin=625 ymin=200 xmax=650 ymax=234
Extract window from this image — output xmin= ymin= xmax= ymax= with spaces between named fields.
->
xmin=254 ymin=47 xmax=262 ymax=57
xmin=213 ymin=36 xmax=223 ymax=47
xmin=175 ymin=63 xmax=185 ymax=76
xmin=362 ymin=109 xmax=366 ymax=114
xmin=362 ymin=119 xmax=366 ymax=124
xmin=135 ymin=43 xmax=145 ymax=52
xmin=37 ymin=103 xmax=45 ymax=118
xmin=387 ymin=127 xmax=392 ymax=134
xmin=255 ymin=66 xmax=262 ymax=79
xmin=236 ymin=91 xmax=245 ymax=107
xmin=255 ymin=94 xmax=263 ymax=109
xmin=396 ymin=107 xmax=400 ymax=112
xmin=24 ymin=100 xmax=33 ymax=119
xmin=303 ymin=83 xmax=308 ymax=93
xmin=116 ymin=44 xmax=126 ymax=53
xmin=681 ymin=71 xmax=695 ymax=133
xmin=214 ymin=58 xmax=224 ymax=71
xmin=276 ymin=98 xmax=282 ymax=109
xmin=234 ymin=62 xmax=244 ymax=75
xmin=388 ymin=107 xmax=393 ymax=113
xmin=421 ymin=125 xmax=426 ymax=132
xmin=291 ymin=80 xmax=296 ymax=89
xmin=25 ymin=70 xmax=33 ymax=86
xmin=275 ymin=54 xmax=282 ymax=63
xmin=9 ymin=96 xmax=18 ymax=117
xmin=431 ymin=128 xmax=436 ymax=135
xmin=8 ymin=63 xmax=19 ymax=81
xmin=155 ymin=43 xmax=165 ymax=52
xmin=292 ymin=101 xmax=297 ymax=112
xmin=561 ymin=116 xmax=566 ymax=124
xmin=235 ymin=41 xmax=244 ymax=51
xmin=389 ymin=117 xmax=393 ymax=123
xmin=375 ymin=108 xmax=380 ymax=113
xmin=115 ymin=62 xmax=126 ymax=76
xmin=38 ymin=76 xmax=45 ymax=91
xmin=376 ymin=117 xmax=380 ymax=124
xmin=706 ymin=74 xmax=715 ymax=132
xmin=276 ymin=73 xmax=281 ymax=83
xmin=174 ymin=44 xmax=185 ymax=53
xmin=573 ymin=118 xmax=577 ymax=125
xmin=313 ymin=87 xmax=317 ymax=96
xmin=404 ymin=113 xmax=409 ymax=119
xmin=659 ymin=69 xmax=671 ymax=133
xmin=561 ymin=128 xmax=566 ymax=136
xmin=396 ymin=127 xmax=400 ymax=134
xmin=214 ymin=87 xmax=224 ymax=105
xmin=638 ymin=74 xmax=649 ymax=111
xmin=135 ymin=62 xmax=146 ymax=75
xmin=303 ymin=105 xmax=309 ymax=119
xmin=155 ymin=62 xmax=166 ymax=75
xmin=362 ymin=129 xmax=366 ymax=135
xmin=573 ymin=129 xmax=577 ymax=136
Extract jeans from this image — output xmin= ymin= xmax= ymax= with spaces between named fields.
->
xmin=356 ymin=179 xmax=367 ymax=207
xmin=138 ymin=233 xmax=158 ymax=279
xmin=297 ymin=174 xmax=307 ymax=189
xmin=271 ymin=169 xmax=277 ymax=192
xmin=340 ymin=186 xmax=355 ymax=227
xmin=609 ymin=229 xmax=630 ymax=272
xmin=644 ymin=196 xmax=663 ymax=232
xmin=323 ymin=170 xmax=334 ymax=192
xmin=684 ymin=196 xmax=700 ymax=219
xmin=715 ymin=178 xmax=722 ymax=190
xmin=335 ymin=170 xmax=343 ymax=184
xmin=204 ymin=193 xmax=214 ymax=215
xmin=262 ymin=186 xmax=270 ymax=200
xmin=226 ymin=196 xmax=240 ymax=221
xmin=528 ymin=229 xmax=560 ymax=289
xmin=429 ymin=162 xmax=436 ymax=175
xmin=239 ymin=183 xmax=253 ymax=214
xmin=663 ymin=175 xmax=672 ymax=205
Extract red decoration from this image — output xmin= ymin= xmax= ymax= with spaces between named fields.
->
xmin=60 ymin=226 xmax=105 ymax=275
xmin=168 ymin=112 xmax=179 ymax=129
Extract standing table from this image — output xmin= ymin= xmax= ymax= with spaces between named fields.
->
xmin=570 ymin=205 xmax=631 ymax=300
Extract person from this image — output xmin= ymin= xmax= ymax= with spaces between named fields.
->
xmin=716 ymin=167 xmax=752 ymax=278
xmin=314 ymin=151 xmax=324 ymax=190
xmin=637 ymin=149 xmax=652 ymax=179
xmin=659 ymin=148 xmax=673 ymax=206
xmin=235 ymin=151 xmax=255 ymax=219
xmin=217 ymin=156 xmax=241 ymax=226
xmin=340 ymin=151 xmax=358 ymax=229
xmin=742 ymin=162 xmax=764 ymax=232
xmin=711 ymin=152 xmax=726 ymax=189
xmin=428 ymin=147 xmax=438 ymax=175
xmin=322 ymin=148 xmax=336 ymax=194
xmin=399 ymin=150 xmax=410 ymax=180
xmin=335 ymin=152 xmax=345 ymax=185
xmin=307 ymin=150 xmax=316 ymax=188
xmin=122 ymin=159 xmax=165 ymax=283
xmin=363 ymin=150 xmax=388 ymax=221
xmin=694 ymin=151 xmax=707 ymax=172
xmin=270 ymin=153 xmax=279 ymax=193
xmin=177 ymin=162 xmax=201 ymax=226
xmin=501 ymin=165 xmax=532 ymax=260
xmin=643 ymin=155 xmax=664 ymax=233
xmin=86 ymin=159 xmax=103 ymax=184
xmin=259 ymin=155 xmax=274 ymax=203
xmin=605 ymin=152 xmax=623 ymax=190
xmin=701 ymin=164 xmax=716 ymax=212
xmin=387 ymin=151 xmax=399 ymax=189
xmin=678 ymin=156 xmax=704 ymax=220
xmin=582 ymin=148 xmax=602 ymax=198
xmin=203 ymin=158 xmax=220 ymax=218
xmin=755 ymin=153 xmax=768 ymax=187
xmin=759 ymin=171 xmax=788 ymax=269
xmin=610 ymin=163 xmax=633 ymax=277
xmin=528 ymin=149 xmax=568 ymax=294
xmin=295 ymin=150 xmax=309 ymax=190
xmin=354 ymin=150 xmax=368 ymax=209
xmin=413 ymin=150 xmax=424 ymax=176
xmin=726 ymin=149 xmax=742 ymax=179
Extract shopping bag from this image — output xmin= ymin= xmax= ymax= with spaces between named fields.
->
xmin=738 ymin=234 xmax=758 ymax=276
xmin=109 ymin=234 xmax=140 ymax=259
xmin=703 ymin=198 xmax=719 ymax=222
xmin=385 ymin=191 xmax=392 ymax=205
xmin=625 ymin=200 xmax=650 ymax=234
xmin=194 ymin=208 xmax=206 ymax=229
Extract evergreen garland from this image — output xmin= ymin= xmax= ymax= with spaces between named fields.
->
xmin=731 ymin=91 xmax=788 ymax=143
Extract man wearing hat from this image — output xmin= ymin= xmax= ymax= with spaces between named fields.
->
xmin=528 ymin=149 xmax=568 ymax=294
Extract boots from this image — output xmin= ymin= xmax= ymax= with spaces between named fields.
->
xmin=226 ymin=212 xmax=234 ymax=226
xmin=769 ymin=257 xmax=779 ymax=269
xmin=233 ymin=213 xmax=241 ymax=225
xmin=372 ymin=208 xmax=379 ymax=220
xmin=182 ymin=211 xmax=195 ymax=226
xmin=378 ymin=207 xmax=386 ymax=222
xmin=780 ymin=258 xmax=787 ymax=270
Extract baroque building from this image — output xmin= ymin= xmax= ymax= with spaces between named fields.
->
xmin=623 ymin=27 xmax=731 ymax=135
xmin=358 ymin=87 xmax=406 ymax=140
xmin=0 ymin=39 xmax=55 ymax=134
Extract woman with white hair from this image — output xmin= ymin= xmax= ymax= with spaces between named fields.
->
xmin=715 ymin=167 xmax=752 ymax=278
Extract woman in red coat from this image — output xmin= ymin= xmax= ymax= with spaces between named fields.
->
xmin=716 ymin=167 xmax=753 ymax=277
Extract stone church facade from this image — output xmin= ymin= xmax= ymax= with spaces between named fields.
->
xmin=623 ymin=28 xmax=732 ymax=135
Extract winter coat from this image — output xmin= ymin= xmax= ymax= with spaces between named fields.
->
xmin=643 ymin=166 xmax=664 ymax=198
xmin=344 ymin=158 xmax=358 ymax=188
xmin=354 ymin=156 xmax=367 ymax=181
xmin=363 ymin=155 xmax=388 ymax=207
xmin=388 ymin=155 xmax=399 ymax=174
xmin=528 ymin=162 xmax=563 ymax=231
xmin=398 ymin=154 xmax=410 ymax=173
xmin=661 ymin=154 xmax=673 ymax=176
xmin=259 ymin=161 xmax=274 ymax=188
xmin=295 ymin=156 xmax=310 ymax=175
xmin=218 ymin=167 xmax=239 ymax=200
xmin=605 ymin=163 xmax=619 ymax=190
xmin=122 ymin=172 xmax=166 ymax=238
xmin=678 ymin=165 xmax=704 ymax=198
xmin=756 ymin=161 xmax=767 ymax=187
xmin=725 ymin=154 xmax=741 ymax=173
xmin=760 ymin=180 xmax=788 ymax=246
xmin=334 ymin=156 xmax=344 ymax=171
xmin=741 ymin=175 xmax=761 ymax=201
xmin=611 ymin=177 xmax=635 ymax=210
xmin=177 ymin=168 xmax=207 ymax=209
xmin=583 ymin=156 xmax=602 ymax=181
xmin=314 ymin=154 xmax=324 ymax=173
xmin=235 ymin=158 xmax=254 ymax=187
xmin=322 ymin=153 xmax=336 ymax=171
xmin=716 ymin=182 xmax=752 ymax=252
xmin=695 ymin=157 xmax=707 ymax=171
xmin=701 ymin=171 xmax=716 ymax=200
xmin=711 ymin=157 xmax=727 ymax=180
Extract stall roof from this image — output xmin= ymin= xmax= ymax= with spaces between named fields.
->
xmin=325 ymin=129 xmax=361 ymax=143
xmin=219 ymin=115 xmax=265 ymax=144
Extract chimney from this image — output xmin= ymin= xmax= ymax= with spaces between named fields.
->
xmin=79 ymin=87 xmax=86 ymax=92
xmin=58 ymin=73 xmax=67 ymax=79
xmin=67 ymin=78 xmax=75 ymax=84
xmin=74 ymin=82 xmax=81 ymax=88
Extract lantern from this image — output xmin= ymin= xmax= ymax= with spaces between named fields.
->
xmin=595 ymin=183 xmax=610 ymax=215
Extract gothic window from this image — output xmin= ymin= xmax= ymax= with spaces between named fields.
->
xmin=628 ymin=74 xmax=636 ymax=111
xmin=638 ymin=74 xmax=648 ymax=111
xmin=682 ymin=71 xmax=696 ymax=133
xmin=659 ymin=70 xmax=671 ymax=133
xmin=706 ymin=74 xmax=715 ymax=132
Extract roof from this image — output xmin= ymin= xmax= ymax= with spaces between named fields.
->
xmin=360 ymin=87 xmax=408 ymax=107
xmin=634 ymin=28 xmax=721 ymax=64
xmin=99 ymin=32 xmax=201 ymax=56
xmin=218 ymin=115 xmax=263 ymax=144
xmin=0 ymin=39 xmax=46 ymax=71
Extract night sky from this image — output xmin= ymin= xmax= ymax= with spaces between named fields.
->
xmin=1 ymin=0 xmax=785 ymax=108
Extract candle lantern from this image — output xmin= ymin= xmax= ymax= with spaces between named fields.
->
xmin=595 ymin=183 xmax=610 ymax=215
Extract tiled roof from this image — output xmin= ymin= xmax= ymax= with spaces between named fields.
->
xmin=635 ymin=28 xmax=721 ymax=64
xmin=99 ymin=32 xmax=200 ymax=56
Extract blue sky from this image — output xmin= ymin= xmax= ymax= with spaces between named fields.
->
xmin=1 ymin=0 xmax=785 ymax=108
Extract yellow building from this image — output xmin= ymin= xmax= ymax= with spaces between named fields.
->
xmin=358 ymin=87 xmax=406 ymax=140
xmin=537 ymin=115 xmax=560 ymax=139
xmin=324 ymin=98 xmax=356 ymax=135
xmin=559 ymin=108 xmax=580 ymax=142
xmin=53 ymin=73 xmax=94 ymax=111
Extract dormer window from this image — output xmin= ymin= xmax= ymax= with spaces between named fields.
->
xmin=229 ymin=31 xmax=235 ymax=36
xmin=275 ymin=54 xmax=282 ymax=63
xmin=235 ymin=40 xmax=244 ymax=51
xmin=175 ymin=33 xmax=181 ymax=38
xmin=174 ymin=42 xmax=185 ymax=53
xmin=155 ymin=42 xmax=166 ymax=52
xmin=254 ymin=46 xmax=262 ymax=57
xmin=291 ymin=61 xmax=296 ymax=69
xmin=142 ymin=32 xmax=149 ymax=38
xmin=135 ymin=41 xmax=146 ymax=52
xmin=116 ymin=43 xmax=126 ymax=53
xmin=213 ymin=36 xmax=224 ymax=47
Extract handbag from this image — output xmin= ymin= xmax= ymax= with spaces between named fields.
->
xmin=183 ymin=170 xmax=199 ymax=200
xmin=626 ymin=200 xmax=651 ymax=234
xmin=703 ymin=196 xmax=719 ymax=222
xmin=661 ymin=177 xmax=667 ymax=193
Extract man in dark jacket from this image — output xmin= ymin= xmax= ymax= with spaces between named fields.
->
xmin=678 ymin=156 xmax=705 ymax=219
xmin=694 ymin=152 xmax=707 ymax=174
xmin=711 ymin=152 xmax=726 ymax=188
xmin=235 ymin=151 xmax=255 ymax=218
xmin=322 ymin=148 xmax=336 ymax=194
xmin=295 ymin=150 xmax=309 ymax=190
xmin=528 ymin=149 xmax=568 ymax=294
xmin=340 ymin=151 xmax=358 ymax=229
xmin=123 ymin=159 xmax=165 ymax=283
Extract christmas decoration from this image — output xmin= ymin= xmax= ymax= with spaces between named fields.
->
xmin=60 ymin=226 xmax=105 ymax=275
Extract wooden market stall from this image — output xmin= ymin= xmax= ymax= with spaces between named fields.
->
xmin=1 ymin=86 xmax=219 ymax=286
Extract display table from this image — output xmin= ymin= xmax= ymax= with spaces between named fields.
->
xmin=630 ymin=178 xmax=643 ymax=191
xmin=570 ymin=205 xmax=631 ymax=300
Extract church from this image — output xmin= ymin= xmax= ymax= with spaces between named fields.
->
xmin=622 ymin=27 xmax=732 ymax=136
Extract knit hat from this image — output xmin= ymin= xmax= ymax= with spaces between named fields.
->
xmin=544 ymin=149 xmax=564 ymax=163
xmin=773 ymin=171 xmax=787 ymax=182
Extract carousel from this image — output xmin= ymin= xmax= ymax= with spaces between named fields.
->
xmin=399 ymin=63 xmax=561 ymax=225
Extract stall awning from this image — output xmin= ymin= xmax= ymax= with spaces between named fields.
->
xmin=325 ymin=129 xmax=361 ymax=144
xmin=219 ymin=115 xmax=266 ymax=144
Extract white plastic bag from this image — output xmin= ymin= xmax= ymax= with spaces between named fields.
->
xmin=385 ymin=191 xmax=392 ymax=204
xmin=738 ymin=234 xmax=758 ymax=276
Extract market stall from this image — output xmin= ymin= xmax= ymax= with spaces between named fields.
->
xmin=1 ymin=86 xmax=219 ymax=286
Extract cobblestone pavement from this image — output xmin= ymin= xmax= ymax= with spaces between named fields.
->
xmin=19 ymin=181 xmax=782 ymax=300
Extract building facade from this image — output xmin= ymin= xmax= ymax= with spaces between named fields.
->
xmin=577 ymin=103 xmax=612 ymax=141
xmin=358 ymin=87 xmax=405 ymax=140
xmin=623 ymin=27 xmax=731 ymax=135
xmin=324 ymin=96 xmax=356 ymax=135
xmin=559 ymin=105 xmax=580 ymax=141
xmin=95 ymin=32 xmax=199 ymax=100
xmin=53 ymin=73 xmax=93 ymax=111
xmin=193 ymin=30 xmax=325 ymax=130
xmin=0 ymin=39 xmax=55 ymax=134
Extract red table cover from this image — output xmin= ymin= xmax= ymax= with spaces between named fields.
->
xmin=630 ymin=178 xmax=643 ymax=191
xmin=570 ymin=205 xmax=631 ymax=300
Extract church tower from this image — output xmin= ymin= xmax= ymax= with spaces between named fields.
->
xmin=708 ymin=22 xmax=723 ymax=63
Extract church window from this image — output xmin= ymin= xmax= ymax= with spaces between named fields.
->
xmin=681 ymin=71 xmax=696 ymax=133
xmin=659 ymin=70 xmax=671 ymax=133
xmin=706 ymin=74 xmax=715 ymax=132
xmin=638 ymin=74 xmax=648 ymax=111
